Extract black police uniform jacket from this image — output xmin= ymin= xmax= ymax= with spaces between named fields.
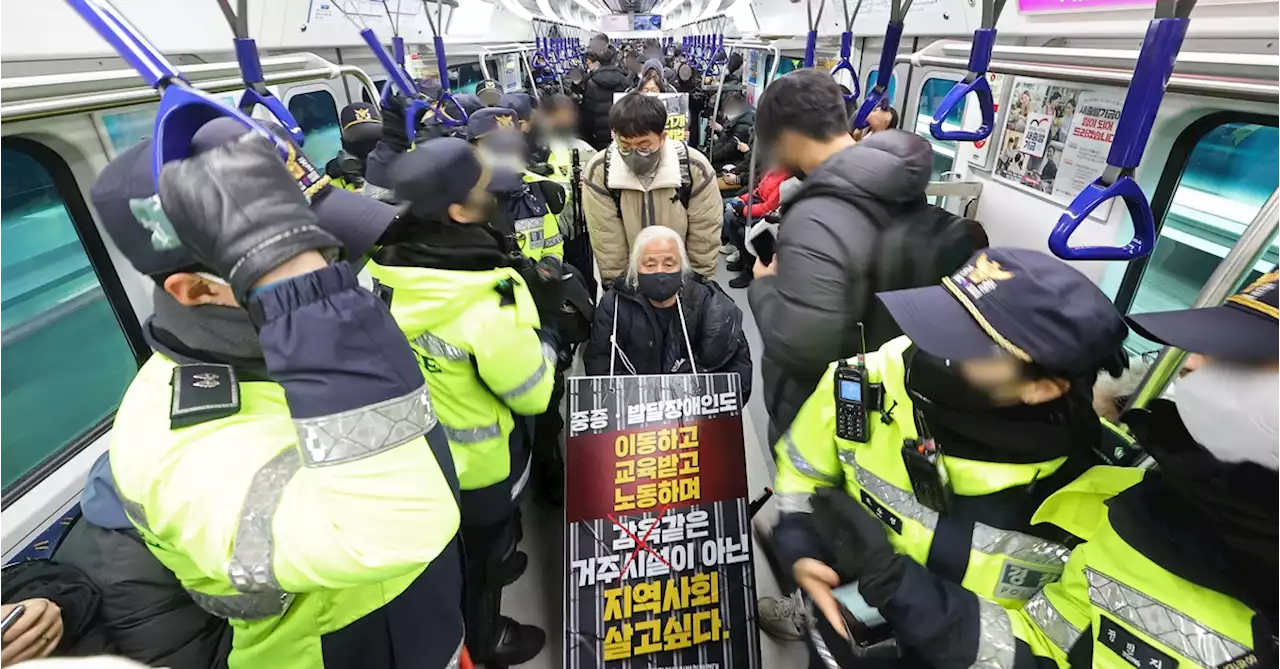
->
xmin=584 ymin=273 xmax=752 ymax=402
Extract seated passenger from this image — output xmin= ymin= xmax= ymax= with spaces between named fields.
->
xmin=582 ymin=93 xmax=722 ymax=285
xmin=707 ymin=91 xmax=755 ymax=171
xmin=585 ymin=227 xmax=752 ymax=401
xmin=766 ymin=249 xmax=1128 ymax=662
xmin=3 ymin=561 xmax=101 ymax=664
xmin=851 ymin=99 xmax=900 ymax=142
xmin=724 ymin=164 xmax=789 ymax=289
xmin=324 ymin=102 xmax=382 ymax=191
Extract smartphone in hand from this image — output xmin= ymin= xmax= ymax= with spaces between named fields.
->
xmin=746 ymin=221 xmax=779 ymax=264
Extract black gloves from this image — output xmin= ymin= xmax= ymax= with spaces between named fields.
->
xmin=525 ymin=256 xmax=569 ymax=321
xmin=730 ymin=199 xmax=746 ymax=213
xmin=325 ymin=149 xmax=366 ymax=189
xmin=810 ymin=487 xmax=905 ymax=608
xmin=380 ymin=94 xmax=435 ymax=152
xmin=158 ymin=133 xmax=340 ymax=303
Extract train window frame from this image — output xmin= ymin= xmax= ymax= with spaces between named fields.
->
xmin=285 ymin=85 xmax=342 ymax=165
xmin=0 ymin=136 xmax=148 ymax=509
xmin=1112 ymin=111 xmax=1279 ymax=316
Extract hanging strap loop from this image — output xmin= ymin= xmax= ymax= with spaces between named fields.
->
xmin=421 ymin=0 xmax=469 ymax=128
xmin=1049 ymin=0 xmax=1194 ymax=261
xmin=929 ymin=0 xmax=1005 ymax=142
xmin=830 ymin=0 xmax=863 ymax=102
xmin=852 ymin=0 xmax=912 ymax=129
xmin=803 ymin=0 xmax=828 ymax=68
xmin=67 ymin=0 xmax=289 ymax=187
xmin=215 ymin=0 xmax=304 ymax=144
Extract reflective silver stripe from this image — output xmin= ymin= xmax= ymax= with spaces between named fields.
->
xmin=446 ymin=639 xmax=464 ymax=668
xmin=294 ymin=385 xmax=438 ymax=467
xmin=842 ymin=449 xmax=939 ymax=531
xmin=515 ymin=216 xmax=543 ymax=232
xmin=544 ymin=233 xmax=563 ymax=247
xmin=1025 ymin=590 xmax=1082 ymax=655
xmin=775 ymin=492 xmax=813 ymax=514
xmin=188 ymin=589 xmax=294 ymax=621
xmin=444 ymin=422 xmax=504 ymax=444
xmin=972 ymin=523 xmax=1070 ymax=566
xmin=499 ymin=358 xmax=551 ymax=402
xmin=807 ymin=617 xmax=843 ymax=669
xmin=412 ymin=332 xmax=469 ymax=362
xmin=510 ymin=455 xmax=533 ymax=501
xmin=121 ymin=498 xmax=151 ymax=534
xmin=228 ymin=447 xmax=302 ymax=593
xmin=1086 ymin=568 xmax=1249 ymax=667
xmin=974 ymin=598 xmax=1017 ymax=669
xmin=783 ymin=432 xmax=841 ymax=486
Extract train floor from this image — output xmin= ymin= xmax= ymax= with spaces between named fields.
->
xmin=499 ymin=256 xmax=810 ymax=668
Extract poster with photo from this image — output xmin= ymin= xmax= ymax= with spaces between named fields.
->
xmin=994 ymin=78 xmax=1125 ymax=220
xmin=615 ymin=92 xmax=690 ymax=142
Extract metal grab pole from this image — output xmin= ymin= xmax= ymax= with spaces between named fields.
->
xmin=1125 ymin=187 xmax=1280 ymax=412
xmin=708 ymin=45 xmax=736 ymax=158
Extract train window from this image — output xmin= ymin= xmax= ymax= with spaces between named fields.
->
xmin=361 ymin=79 xmax=388 ymax=104
xmin=1121 ymin=121 xmax=1279 ymax=355
xmin=1 ymin=145 xmax=139 ymax=493
xmin=287 ymin=89 xmax=342 ymax=166
xmin=916 ymin=77 xmax=965 ymax=190
xmin=865 ymin=70 xmax=898 ymax=109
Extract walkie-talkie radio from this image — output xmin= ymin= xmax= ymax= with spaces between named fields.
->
xmin=834 ymin=355 xmax=871 ymax=442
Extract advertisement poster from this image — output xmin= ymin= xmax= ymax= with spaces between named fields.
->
xmin=746 ymin=50 xmax=760 ymax=86
xmin=967 ymin=73 xmax=1010 ymax=169
xmin=995 ymin=77 xmax=1125 ymax=219
xmin=615 ymin=92 xmax=690 ymax=142
xmin=564 ymin=374 xmax=761 ymax=669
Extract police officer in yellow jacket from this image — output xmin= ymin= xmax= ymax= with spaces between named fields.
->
xmin=469 ymin=107 xmax=566 ymax=262
xmin=91 ymin=118 xmax=464 ymax=668
xmin=366 ymin=138 xmax=555 ymax=667
xmin=770 ymin=249 xmax=1128 ymax=667
xmin=323 ymin=102 xmax=383 ymax=191
xmin=988 ymin=272 xmax=1279 ymax=669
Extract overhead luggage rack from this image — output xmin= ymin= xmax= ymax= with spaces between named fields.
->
xmin=0 ymin=53 xmax=378 ymax=124
xmin=898 ymin=39 xmax=1279 ymax=104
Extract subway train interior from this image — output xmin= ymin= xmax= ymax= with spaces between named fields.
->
xmin=0 ymin=0 xmax=1276 ymax=666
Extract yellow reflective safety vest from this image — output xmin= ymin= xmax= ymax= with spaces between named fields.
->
xmin=109 ymin=354 xmax=462 ymax=668
xmin=774 ymin=336 xmax=1075 ymax=609
xmin=514 ymin=172 xmax=564 ymax=262
xmin=366 ymin=261 xmax=556 ymax=524
xmin=1006 ymin=466 xmax=1260 ymax=669
xmin=330 ymin=176 xmax=361 ymax=192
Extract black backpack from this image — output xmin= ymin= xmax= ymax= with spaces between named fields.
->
xmin=864 ymin=203 xmax=979 ymax=349
xmin=601 ymin=141 xmax=694 ymax=218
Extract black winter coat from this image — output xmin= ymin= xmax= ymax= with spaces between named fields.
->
xmin=584 ymin=274 xmax=752 ymax=402
xmin=579 ymin=65 xmax=633 ymax=150
xmin=708 ymin=110 xmax=755 ymax=168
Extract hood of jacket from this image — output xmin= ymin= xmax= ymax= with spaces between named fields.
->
xmin=792 ymin=129 xmax=932 ymax=209
xmin=373 ymin=219 xmax=515 ymax=270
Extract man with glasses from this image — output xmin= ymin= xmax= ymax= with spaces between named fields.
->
xmin=581 ymin=92 xmax=722 ymax=288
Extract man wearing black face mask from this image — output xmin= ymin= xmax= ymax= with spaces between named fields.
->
xmin=764 ymin=249 xmax=1129 ymax=667
xmin=584 ymin=226 xmax=751 ymax=401
xmin=367 ymin=138 xmax=555 ymax=668
xmin=980 ymin=271 xmax=1278 ymax=669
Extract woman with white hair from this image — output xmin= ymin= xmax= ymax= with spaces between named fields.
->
xmin=584 ymin=226 xmax=753 ymax=399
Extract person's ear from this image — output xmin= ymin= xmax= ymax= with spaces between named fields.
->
xmin=1018 ymin=377 xmax=1070 ymax=405
xmin=447 ymin=202 xmax=470 ymax=223
xmin=163 ymin=273 xmax=239 ymax=308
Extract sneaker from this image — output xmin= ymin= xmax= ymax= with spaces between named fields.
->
xmin=726 ymin=249 xmax=741 ymax=264
xmin=728 ymin=272 xmax=753 ymax=289
xmin=757 ymin=591 xmax=808 ymax=641
xmin=719 ymin=244 xmax=735 ymax=256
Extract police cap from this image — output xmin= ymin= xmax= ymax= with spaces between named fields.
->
xmin=877 ymin=248 xmax=1128 ymax=376
xmin=498 ymin=92 xmax=535 ymax=121
xmin=390 ymin=137 xmax=488 ymax=221
xmin=476 ymin=79 xmax=503 ymax=106
xmin=1127 ymin=271 xmax=1278 ymax=360
xmin=467 ymin=107 xmax=525 ymax=154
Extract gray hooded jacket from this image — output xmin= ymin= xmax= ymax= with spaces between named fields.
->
xmin=748 ymin=130 xmax=934 ymax=442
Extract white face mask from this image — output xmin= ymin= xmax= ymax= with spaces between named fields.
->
xmin=1175 ymin=362 xmax=1280 ymax=470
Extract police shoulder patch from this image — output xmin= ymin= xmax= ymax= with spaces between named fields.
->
xmin=170 ymin=364 xmax=241 ymax=429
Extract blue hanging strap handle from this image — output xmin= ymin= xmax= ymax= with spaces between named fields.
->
xmin=1049 ymin=0 xmax=1194 ymax=262
xmin=354 ymin=27 xmax=432 ymax=139
xmin=802 ymin=0 xmax=826 ymax=70
xmin=420 ymin=0 xmax=468 ymax=128
xmin=929 ymin=0 xmax=1005 ymax=142
xmin=830 ymin=0 xmax=863 ymax=101
xmin=853 ymin=0 xmax=912 ymax=129
xmin=66 ymin=0 xmax=289 ymax=187
xmin=213 ymin=0 xmax=304 ymax=145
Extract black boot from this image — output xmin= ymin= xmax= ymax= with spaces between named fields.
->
xmin=499 ymin=550 xmax=528 ymax=586
xmin=726 ymin=255 xmax=749 ymax=272
xmin=479 ymin=617 xmax=546 ymax=668
xmin=728 ymin=270 xmax=754 ymax=289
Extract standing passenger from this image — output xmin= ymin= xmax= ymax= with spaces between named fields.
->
xmin=93 ymin=119 xmax=465 ymax=668
xmin=582 ymin=93 xmax=722 ymax=286
xmin=324 ymin=102 xmax=383 ymax=191
xmin=578 ymin=46 xmax=632 ymax=150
